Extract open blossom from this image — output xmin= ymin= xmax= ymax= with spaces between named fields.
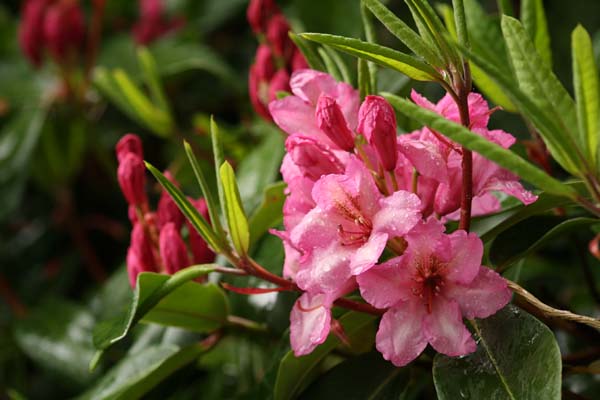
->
xmin=357 ymin=219 xmax=511 ymax=366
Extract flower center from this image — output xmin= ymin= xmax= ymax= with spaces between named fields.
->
xmin=412 ymin=256 xmax=447 ymax=313
xmin=334 ymin=193 xmax=373 ymax=247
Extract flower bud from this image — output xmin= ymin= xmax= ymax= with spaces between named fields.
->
xmin=131 ymin=222 xmax=157 ymax=270
xmin=315 ymin=94 xmax=355 ymax=151
xmin=249 ymin=45 xmax=275 ymax=120
xmin=126 ymin=247 xmax=144 ymax=288
xmin=286 ymin=135 xmax=344 ymax=180
xmin=159 ymin=222 xmax=190 ymax=274
xmin=266 ymin=13 xmax=293 ymax=60
xmin=254 ymin=44 xmax=275 ymax=81
xmin=157 ymin=190 xmax=184 ymax=230
xmin=357 ymin=95 xmax=398 ymax=171
xmin=247 ymin=0 xmax=278 ymax=34
xmin=268 ymin=69 xmax=290 ymax=102
xmin=18 ymin=0 xmax=50 ymax=68
xmin=133 ymin=0 xmax=185 ymax=45
xmin=116 ymin=133 xmax=143 ymax=163
xmin=187 ymin=198 xmax=215 ymax=264
xmin=291 ymin=49 xmax=308 ymax=71
xmin=117 ymin=153 xmax=147 ymax=206
xmin=43 ymin=0 xmax=85 ymax=65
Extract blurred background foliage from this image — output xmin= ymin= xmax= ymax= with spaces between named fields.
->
xmin=0 ymin=0 xmax=599 ymax=399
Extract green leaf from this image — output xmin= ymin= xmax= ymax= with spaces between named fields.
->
xmin=137 ymin=47 xmax=170 ymax=115
xmin=145 ymin=162 xmax=223 ymax=252
xmin=323 ymin=45 xmax=353 ymax=84
xmin=78 ymin=344 xmax=204 ymax=400
xmin=572 ymin=25 xmax=599 ymax=165
xmin=184 ymin=141 xmax=226 ymax=239
xmin=358 ymin=58 xmax=373 ymax=98
xmin=383 ymin=93 xmax=577 ymax=198
xmin=274 ymin=311 xmax=377 ymax=400
xmin=220 ymin=161 xmax=250 ymax=256
xmin=299 ymin=351 xmax=409 ymax=399
xmin=248 ymin=181 xmax=286 ymax=247
xmin=497 ymin=0 xmax=514 ymax=16
xmin=362 ymin=0 xmax=443 ymax=67
xmin=520 ymin=0 xmax=551 ymax=66
xmin=490 ymin=216 xmax=598 ymax=271
xmin=301 ymin=33 xmax=440 ymax=82
xmin=15 ymin=299 xmax=97 ymax=386
xmin=360 ymin=1 xmax=378 ymax=92
xmin=433 ymin=305 xmax=561 ymax=400
xmin=452 ymin=0 xmax=469 ymax=47
xmin=501 ymin=16 xmax=584 ymax=172
xmin=93 ymin=265 xmax=218 ymax=352
xmin=318 ymin=47 xmax=344 ymax=81
xmin=211 ymin=117 xmax=226 ymax=220
xmin=289 ymin=32 xmax=327 ymax=71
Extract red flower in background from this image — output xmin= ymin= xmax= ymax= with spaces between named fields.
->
xmin=132 ymin=0 xmax=185 ymax=45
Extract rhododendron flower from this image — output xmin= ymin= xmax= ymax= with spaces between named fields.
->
xmin=399 ymin=90 xmax=537 ymax=217
xmin=357 ymin=219 xmax=512 ymax=366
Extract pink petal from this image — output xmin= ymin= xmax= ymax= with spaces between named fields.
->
xmin=289 ymin=69 xmax=337 ymax=105
xmin=294 ymin=242 xmax=354 ymax=294
xmin=375 ymin=300 xmax=428 ymax=367
xmin=290 ymin=292 xmax=332 ymax=356
xmin=410 ymin=89 xmax=436 ymax=111
xmin=445 ymin=266 xmax=512 ymax=319
xmin=424 ymin=298 xmax=476 ymax=357
xmin=372 ymin=190 xmax=422 ymax=238
xmin=270 ymin=229 xmax=301 ymax=280
xmin=357 ymin=257 xmax=413 ymax=308
xmin=484 ymin=178 xmax=538 ymax=205
xmin=335 ymin=81 xmax=360 ymax=130
xmin=399 ymin=138 xmax=449 ymax=183
xmin=446 ymin=230 xmax=483 ymax=284
xmin=483 ymin=128 xmax=516 ymax=148
xmin=350 ymin=231 xmax=388 ymax=275
xmin=404 ymin=219 xmax=446 ymax=259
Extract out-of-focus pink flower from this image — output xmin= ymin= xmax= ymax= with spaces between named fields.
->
xmin=187 ymin=198 xmax=215 ymax=265
xmin=249 ymin=44 xmax=276 ymax=120
xmin=159 ymin=222 xmax=190 ymax=274
xmin=132 ymin=0 xmax=185 ymax=45
xmin=266 ymin=14 xmax=293 ymax=59
xmin=268 ymin=69 xmax=291 ymax=102
xmin=18 ymin=0 xmax=51 ymax=67
xmin=247 ymin=0 xmax=279 ymax=34
xmin=358 ymin=95 xmax=398 ymax=171
xmin=43 ymin=0 xmax=85 ymax=64
xmin=126 ymin=222 xmax=158 ymax=287
xmin=116 ymin=133 xmax=143 ymax=163
xmin=357 ymin=219 xmax=511 ymax=366
xmin=157 ymin=191 xmax=184 ymax=230
xmin=117 ymin=153 xmax=147 ymax=206
xmin=291 ymin=49 xmax=308 ymax=71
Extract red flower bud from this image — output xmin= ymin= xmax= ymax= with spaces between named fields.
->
xmin=131 ymin=222 xmax=157 ymax=269
xmin=249 ymin=45 xmax=275 ymax=120
xmin=286 ymin=135 xmax=344 ymax=180
xmin=357 ymin=95 xmax=398 ymax=171
xmin=157 ymin=190 xmax=184 ymax=230
xmin=18 ymin=0 xmax=51 ymax=68
xmin=315 ymin=94 xmax=355 ymax=151
xmin=254 ymin=44 xmax=275 ymax=81
xmin=187 ymin=198 xmax=215 ymax=264
xmin=247 ymin=0 xmax=278 ymax=34
xmin=43 ymin=0 xmax=85 ymax=65
xmin=266 ymin=13 xmax=293 ymax=60
xmin=116 ymin=133 xmax=144 ymax=163
xmin=291 ymin=49 xmax=308 ymax=71
xmin=159 ymin=222 xmax=191 ymax=274
xmin=117 ymin=153 xmax=147 ymax=206
xmin=268 ymin=69 xmax=290 ymax=102
xmin=126 ymin=247 xmax=144 ymax=288
xmin=132 ymin=0 xmax=185 ymax=45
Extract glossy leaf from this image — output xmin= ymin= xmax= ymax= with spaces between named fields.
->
xmin=520 ymin=0 xmax=551 ymax=66
xmin=274 ymin=311 xmax=377 ymax=400
xmin=299 ymin=351 xmax=409 ymax=399
xmin=490 ymin=216 xmax=598 ymax=271
xmin=433 ymin=305 xmax=561 ymax=400
xmin=211 ymin=117 xmax=226 ymax=220
xmin=146 ymin=162 xmax=223 ymax=252
xmin=572 ymin=25 xmax=599 ymax=165
xmin=383 ymin=93 xmax=577 ymax=198
xmin=220 ymin=161 xmax=250 ymax=256
xmin=248 ymin=181 xmax=286 ymax=247
xmin=301 ymin=33 xmax=440 ymax=82
xmin=79 ymin=344 xmax=204 ymax=400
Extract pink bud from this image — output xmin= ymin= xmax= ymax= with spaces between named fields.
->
xmin=157 ymin=190 xmax=184 ymax=230
xmin=131 ymin=222 xmax=157 ymax=270
xmin=247 ymin=0 xmax=278 ymax=34
xmin=266 ymin=14 xmax=293 ymax=60
xmin=43 ymin=0 xmax=85 ymax=65
xmin=268 ymin=69 xmax=290 ymax=102
xmin=126 ymin=247 xmax=144 ymax=288
xmin=357 ymin=95 xmax=398 ymax=171
xmin=286 ymin=135 xmax=344 ymax=180
xmin=117 ymin=153 xmax=147 ymax=206
xmin=159 ymin=222 xmax=190 ymax=274
xmin=291 ymin=49 xmax=308 ymax=71
xmin=315 ymin=94 xmax=355 ymax=151
xmin=249 ymin=45 xmax=275 ymax=120
xmin=254 ymin=44 xmax=275 ymax=81
xmin=248 ymin=64 xmax=272 ymax=120
xmin=116 ymin=133 xmax=143 ymax=163
xmin=18 ymin=0 xmax=50 ymax=68
xmin=132 ymin=0 xmax=185 ymax=45
xmin=128 ymin=204 xmax=138 ymax=224
xmin=187 ymin=198 xmax=215 ymax=264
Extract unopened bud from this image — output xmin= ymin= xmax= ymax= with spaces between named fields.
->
xmin=268 ymin=69 xmax=290 ymax=102
xmin=286 ymin=135 xmax=344 ymax=180
xmin=18 ymin=0 xmax=50 ymax=68
xmin=357 ymin=95 xmax=398 ymax=171
xmin=266 ymin=13 xmax=293 ymax=59
xmin=315 ymin=94 xmax=355 ymax=151
xmin=254 ymin=44 xmax=275 ymax=81
xmin=116 ymin=133 xmax=143 ymax=163
xmin=126 ymin=247 xmax=144 ymax=288
xmin=247 ymin=0 xmax=278 ymax=34
xmin=117 ymin=153 xmax=147 ymax=206
xmin=159 ymin=222 xmax=190 ymax=274
xmin=130 ymin=222 xmax=157 ymax=270
xmin=43 ymin=0 xmax=85 ymax=65
xmin=157 ymin=190 xmax=184 ymax=230
xmin=291 ymin=49 xmax=308 ymax=71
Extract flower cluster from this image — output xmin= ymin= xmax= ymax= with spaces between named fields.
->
xmin=247 ymin=0 xmax=308 ymax=120
xmin=132 ymin=0 xmax=185 ymax=46
xmin=116 ymin=134 xmax=214 ymax=287
xmin=19 ymin=0 xmax=86 ymax=68
xmin=270 ymin=70 xmax=532 ymax=366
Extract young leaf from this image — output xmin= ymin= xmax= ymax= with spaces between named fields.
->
xmin=248 ymin=181 xmax=286 ymax=247
xmin=211 ymin=117 xmax=226 ymax=218
xmin=219 ymin=161 xmax=250 ymax=256
xmin=383 ymin=93 xmax=577 ymax=199
xmin=145 ymin=162 xmax=223 ymax=252
xmin=301 ymin=33 xmax=440 ymax=82
xmin=433 ymin=305 xmax=561 ymax=400
xmin=362 ymin=0 xmax=443 ymax=67
xmin=520 ymin=0 xmax=552 ymax=66
xmin=572 ymin=25 xmax=599 ymax=165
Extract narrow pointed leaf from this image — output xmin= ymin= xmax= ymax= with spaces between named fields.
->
xmin=572 ymin=25 xmax=599 ymax=165
xmin=301 ymin=33 xmax=440 ymax=82
xmin=220 ymin=161 xmax=250 ymax=256
xmin=384 ymin=93 xmax=577 ymax=198
xmin=318 ymin=47 xmax=343 ymax=81
xmin=289 ymin=32 xmax=326 ymax=71
xmin=211 ymin=117 xmax=227 ymax=219
xmin=360 ymin=1 xmax=378 ymax=91
xmin=452 ymin=0 xmax=469 ymax=47
xmin=145 ymin=162 xmax=223 ymax=252
xmin=248 ymin=181 xmax=286 ymax=247
xmin=323 ymin=46 xmax=353 ymax=84
xmin=520 ymin=0 xmax=551 ymax=66
xmin=497 ymin=0 xmax=514 ymax=16
xmin=137 ymin=47 xmax=170 ymax=115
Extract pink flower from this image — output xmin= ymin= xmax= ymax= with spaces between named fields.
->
xmin=247 ymin=0 xmax=278 ymax=34
xmin=126 ymin=222 xmax=158 ymax=287
xmin=43 ymin=0 xmax=85 ymax=65
xmin=159 ymin=222 xmax=190 ymax=274
xmin=290 ymin=157 xmax=421 ymax=295
xmin=18 ymin=0 xmax=51 ymax=67
xmin=266 ymin=13 xmax=294 ymax=60
xmin=358 ymin=95 xmax=398 ymax=171
xmin=316 ymin=94 xmax=356 ymax=151
xmin=357 ymin=219 xmax=512 ymax=366
xmin=132 ymin=0 xmax=185 ymax=45
xmin=117 ymin=153 xmax=147 ymax=206
xmin=116 ymin=133 xmax=143 ymax=163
